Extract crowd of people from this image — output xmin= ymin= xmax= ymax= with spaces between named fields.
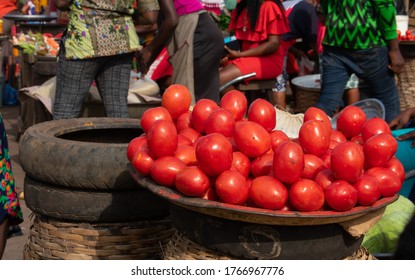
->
xmin=1 ymin=0 xmax=415 ymax=259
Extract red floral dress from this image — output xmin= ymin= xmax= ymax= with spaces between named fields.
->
xmin=0 ymin=113 xmax=23 ymax=225
xmin=228 ymin=0 xmax=289 ymax=80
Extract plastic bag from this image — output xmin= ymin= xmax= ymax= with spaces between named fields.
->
xmin=3 ymin=83 xmax=18 ymax=105
xmin=298 ymin=56 xmax=315 ymax=76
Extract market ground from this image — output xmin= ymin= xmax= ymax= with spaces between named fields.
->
xmin=2 ymin=104 xmax=31 ymax=260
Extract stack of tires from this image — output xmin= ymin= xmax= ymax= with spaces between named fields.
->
xmin=19 ymin=118 xmax=172 ymax=260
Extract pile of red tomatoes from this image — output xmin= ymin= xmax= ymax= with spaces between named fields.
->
xmin=128 ymin=84 xmax=403 ymax=212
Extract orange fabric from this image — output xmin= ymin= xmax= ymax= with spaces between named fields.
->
xmin=228 ymin=1 xmax=289 ymax=80
xmin=0 ymin=0 xmax=17 ymax=18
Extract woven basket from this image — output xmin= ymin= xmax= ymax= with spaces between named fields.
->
xmin=163 ymin=230 xmax=375 ymax=260
xmin=23 ymin=214 xmax=174 ymax=260
xmin=293 ymin=86 xmax=320 ymax=113
xmin=396 ymin=56 xmax=415 ymax=111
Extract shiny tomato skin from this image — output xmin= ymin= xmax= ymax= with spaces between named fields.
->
xmin=205 ymin=108 xmax=235 ymax=137
xmin=174 ymin=145 xmax=198 ymax=166
xmin=353 ymin=174 xmax=381 ymax=206
xmin=302 ymin=154 xmax=325 ymax=179
xmin=215 ymin=170 xmax=249 ymax=205
xmin=314 ymin=168 xmax=336 ymax=191
xmin=140 ymin=106 xmax=173 ymax=133
xmin=363 ymin=133 xmax=398 ymax=169
xmin=304 ymin=106 xmax=333 ymax=136
xmin=178 ymin=127 xmax=201 ymax=144
xmin=175 ymin=111 xmax=192 ymax=132
xmin=200 ymin=187 xmax=219 ymax=201
xmin=386 ymin=157 xmax=406 ymax=183
xmin=269 ymin=130 xmax=290 ymax=151
xmin=161 ymin=84 xmax=192 ymax=120
xmin=127 ymin=134 xmax=147 ymax=162
xmin=366 ymin=167 xmax=402 ymax=197
xmin=191 ymin=99 xmax=219 ymax=133
xmin=131 ymin=147 xmax=154 ymax=176
xmin=231 ymin=151 xmax=251 ymax=177
xmin=330 ymin=129 xmax=347 ymax=143
xmin=350 ymin=135 xmax=364 ymax=145
xmin=220 ymin=89 xmax=248 ymax=121
xmin=289 ymin=179 xmax=325 ymax=212
xmin=146 ymin=120 xmax=178 ymax=158
xmin=330 ymin=141 xmax=364 ymax=183
xmin=325 ymin=180 xmax=358 ymax=211
xmin=250 ymin=153 xmax=274 ymax=178
xmin=299 ymin=119 xmax=330 ymax=156
xmin=234 ymin=121 xmax=271 ymax=158
xmin=175 ymin=166 xmax=211 ymax=197
xmin=150 ymin=156 xmax=186 ymax=187
xmin=336 ymin=105 xmax=367 ymax=139
xmin=361 ymin=117 xmax=392 ymax=142
xmin=247 ymin=98 xmax=276 ymax=132
xmin=273 ymin=141 xmax=304 ymax=185
xmin=249 ymin=176 xmax=288 ymax=210
xmin=177 ymin=134 xmax=192 ymax=146
xmin=319 ymin=149 xmax=332 ymax=169
xmin=195 ymin=133 xmax=233 ymax=177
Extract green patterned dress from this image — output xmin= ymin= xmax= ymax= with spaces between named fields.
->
xmin=0 ymin=113 xmax=23 ymax=226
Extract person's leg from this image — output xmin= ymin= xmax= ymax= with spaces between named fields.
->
xmin=314 ymin=47 xmax=351 ymax=117
xmin=273 ymin=71 xmax=288 ymax=109
xmin=0 ymin=217 xmax=10 ymax=259
xmin=193 ymin=12 xmax=223 ymax=103
xmin=343 ymin=74 xmax=360 ymax=105
xmin=95 ymin=53 xmax=134 ymax=118
xmin=219 ymin=64 xmax=243 ymax=95
xmin=353 ymin=47 xmax=401 ymax=123
xmin=53 ymin=52 xmax=98 ymax=119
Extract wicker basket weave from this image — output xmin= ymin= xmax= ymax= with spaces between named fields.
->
xmin=23 ymin=214 xmax=174 ymax=260
xmin=293 ymin=86 xmax=320 ymax=113
xmin=163 ymin=230 xmax=375 ymax=260
xmin=396 ymin=56 xmax=415 ymax=111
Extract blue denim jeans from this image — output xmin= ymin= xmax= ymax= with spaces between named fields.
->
xmin=315 ymin=46 xmax=400 ymax=122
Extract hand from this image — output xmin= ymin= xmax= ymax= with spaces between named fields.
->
xmin=388 ymin=48 xmax=405 ymax=74
xmin=389 ymin=107 xmax=415 ymax=129
xmin=224 ymin=45 xmax=240 ymax=60
xmin=395 ymin=130 xmax=415 ymax=148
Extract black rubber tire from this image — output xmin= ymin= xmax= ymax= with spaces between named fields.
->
xmin=24 ymin=176 xmax=170 ymax=222
xmin=19 ymin=117 xmax=143 ymax=190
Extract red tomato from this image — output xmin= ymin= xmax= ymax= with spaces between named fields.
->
xmin=273 ymin=141 xmax=304 ymax=185
xmin=220 ymin=89 xmax=248 ymax=121
xmin=150 ymin=156 xmax=186 ymax=187
xmin=336 ymin=105 xmax=367 ymax=139
xmin=140 ymin=106 xmax=173 ymax=133
xmin=302 ymin=154 xmax=325 ymax=179
xmin=247 ymin=98 xmax=276 ymax=132
xmin=174 ymin=145 xmax=197 ymax=166
xmin=205 ymin=108 xmax=235 ymax=137
xmin=127 ymin=134 xmax=147 ymax=161
xmin=195 ymin=133 xmax=233 ymax=177
xmin=363 ymin=133 xmax=398 ymax=169
xmin=325 ymin=180 xmax=357 ymax=211
xmin=361 ymin=117 xmax=391 ymax=142
xmin=215 ymin=170 xmax=249 ymax=205
xmin=329 ymin=140 xmax=341 ymax=150
xmin=353 ymin=174 xmax=381 ymax=206
xmin=200 ymin=187 xmax=218 ymax=201
xmin=303 ymin=106 xmax=332 ymax=136
xmin=178 ymin=127 xmax=201 ymax=144
xmin=366 ymin=167 xmax=402 ymax=197
xmin=330 ymin=141 xmax=364 ymax=183
xmin=161 ymin=84 xmax=192 ymax=120
xmin=177 ymin=134 xmax=192 ymax=146
xmin=249 ymin=176 xmax=288 ymax=210
xmin=147 ymin=120 xmax=178 ymax=158
xmin=175 ymin=111 xmax=192 ymax=132
xmin=191 ymin=99 xmax=219 ymax=133
xmin=269 ymin=130 xmax=290 ymax=151
xmin=350 ymin=135 xmax=364 ymax=145
xmin=330 ymin=129 xmax=347 ymax=143
xmin=289 ymin=179 xmax=325 ymax=212
xmin=231 ymin=151 xmax=251 ymax=177
xmin=234 ymin=121 xmax=271 ymax=158
xmin=319 ymin=150 xmax=332 ymax=169
xmin=250 ymin=153 xmax=273 ymax=177
xmin=299 ymin=119 xmax=330 ymax=156
xmin=131 ymin=147 xmax=154 ymax=176
xmin=314 ymin=168 xmax=335 ymax=191
xmin=386 ymin=157 xmax=406 ymax=183
xmin=175 ymin=166 xmax=211 ymax=196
